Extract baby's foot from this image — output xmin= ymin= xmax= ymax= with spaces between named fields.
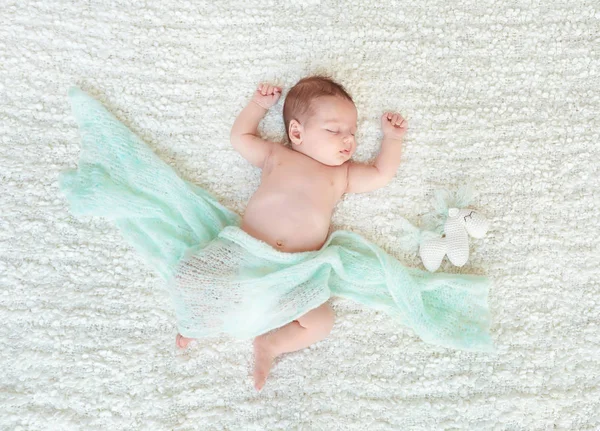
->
xmin=253 ymin=334 xmax=276 ymax=392
xmin=176 ymin=333 xmax=195 ymax=349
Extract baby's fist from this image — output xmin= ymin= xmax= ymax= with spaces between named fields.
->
xmin=381 ymin=112 xmax=408 ymax=140
xmin=252 ymin=83 xmax=282 ymax=110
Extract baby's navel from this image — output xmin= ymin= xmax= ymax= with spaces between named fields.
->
xmin=276 ymin=240 xmax=284 ymax=248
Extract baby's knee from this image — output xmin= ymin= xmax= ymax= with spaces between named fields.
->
xmin=325 ymin=304 xmax=335 ymax=327
xmin=315 ymin=303 xmax=335 ymax=334
xmin=322 ymin=303 xmax=335 ymax=331
xmin=298 ymin=302 xmax=335 ymax=332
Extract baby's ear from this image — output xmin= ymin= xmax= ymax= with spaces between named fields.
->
xmin=289 ymin=120 xmax=303 ymax=146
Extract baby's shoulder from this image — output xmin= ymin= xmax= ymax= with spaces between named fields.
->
xmin=339 ymin=160 xmax=352 ymax=178
xmin=327 ymin=161 xmax=351 ymax=194
xmin=261 ymin=140 xmax=288 ymax=171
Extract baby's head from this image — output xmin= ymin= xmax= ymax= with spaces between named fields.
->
xmin=283 ymin=75 xmax=357 ymax=166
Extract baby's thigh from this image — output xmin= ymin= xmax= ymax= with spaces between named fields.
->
xmin=296 ymin=302 xmax=335 ymax=330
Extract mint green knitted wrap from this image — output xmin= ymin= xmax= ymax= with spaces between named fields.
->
xmin=59 ymin=87 xmax=495 ymax=353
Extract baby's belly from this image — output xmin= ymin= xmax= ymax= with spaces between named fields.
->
xmin=240 ymin=192 xmax=333 ymax=253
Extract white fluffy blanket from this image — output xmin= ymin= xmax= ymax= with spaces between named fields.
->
xmin=1 ymin=0 xmax=598 ymax=429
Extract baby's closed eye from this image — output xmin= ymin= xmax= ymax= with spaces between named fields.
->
xmin=327 ymin=129 xmax=355 ymax=136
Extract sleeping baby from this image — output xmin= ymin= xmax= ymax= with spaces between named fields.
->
xmin=175 ymin=75 xmax=408 ymax=392
xmin=61 ymin=83 xmax=493 ymax=394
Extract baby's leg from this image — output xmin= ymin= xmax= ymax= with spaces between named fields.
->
xmin=265 ymin=302 xmax=335 ymax=356
xmin=253 ymin=302 xmax=335 ymax=391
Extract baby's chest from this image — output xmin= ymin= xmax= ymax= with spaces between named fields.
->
xmin=263 ymin=150 xmax=345 ymax=198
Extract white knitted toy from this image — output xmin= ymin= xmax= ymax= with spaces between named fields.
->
xmin=419 ymin=207 xmax=489 ymax=272
xmin=383 ymin=183 xmax=489 ymax=272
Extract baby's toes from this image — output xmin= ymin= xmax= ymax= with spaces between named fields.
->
xmin=176 ymin=334 xmax=195 ymax=349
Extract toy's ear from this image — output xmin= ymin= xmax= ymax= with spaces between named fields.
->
xmin=445 ymin=216 xmax=470 ymax=266
xmin=462 ymin=210 xmax=489 ymax=238
xmin=419 ymin=237 xmax=446 ymax=272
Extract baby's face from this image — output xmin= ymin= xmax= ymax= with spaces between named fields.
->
xmin=290 ymin=96 xmax=358 ymax=166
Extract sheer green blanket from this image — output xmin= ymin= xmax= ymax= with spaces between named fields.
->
xmin=59 ymin=87 xmax=495 ymax=353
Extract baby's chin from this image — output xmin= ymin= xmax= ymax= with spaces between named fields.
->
xmin=307 ymin=153 xmax=347 ymax=166
xmin=322 ymin=159 xmax=349 ymax=167
xmin=292 ymin=147 xmax=349 ymax=166
xmin=324 ymin=154 xmax=352 ymax=167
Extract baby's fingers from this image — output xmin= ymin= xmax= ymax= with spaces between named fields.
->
xmin=258 ymin=83 xmax=282 ymax=96
xmin=389 ymin=113 xmax=406 ymax=126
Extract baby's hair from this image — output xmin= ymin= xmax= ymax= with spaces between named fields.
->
xmin=283 ymin=74 xmax=354 ymax=143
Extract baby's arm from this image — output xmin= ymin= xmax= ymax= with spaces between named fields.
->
xmin=345 ymin=112 xmax=407 ymax=194
xmin=230 ymin=83 xmax=282 ymax=169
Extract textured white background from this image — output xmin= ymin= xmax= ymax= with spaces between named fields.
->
xmin=1 ymin=0 xmax=599 ymax=429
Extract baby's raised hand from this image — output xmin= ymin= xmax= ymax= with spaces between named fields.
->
xmin=251 ymin=83 xmax=282 ymax=110
xmin=381 ymin=112 xmax=408 ymax=140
